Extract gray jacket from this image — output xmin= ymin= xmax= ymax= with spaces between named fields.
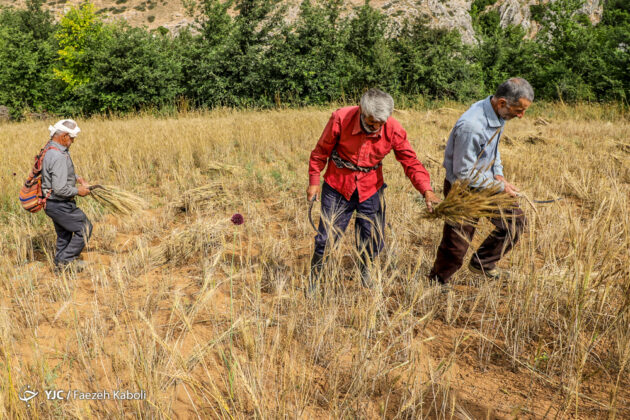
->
xmin=41 ymin=141 xmax=79 ymax=201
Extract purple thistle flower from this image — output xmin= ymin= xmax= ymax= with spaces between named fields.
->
xmin=231 ymin=213 xmax=244 ymax=225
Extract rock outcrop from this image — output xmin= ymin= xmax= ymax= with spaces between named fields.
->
xmin=0 ymin=0 xmax=605 ymax=44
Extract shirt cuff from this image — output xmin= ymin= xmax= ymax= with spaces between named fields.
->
xmin=418 ymin=183 xmax=432 ymax=195
xmin=309 ymin=175 xmax=320 ymax=186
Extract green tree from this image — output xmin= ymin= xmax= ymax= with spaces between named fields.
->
xmin=529 ymin=0 xmax=600 ymax=100
xmin=54 ymin=1 xmax=106 ymax=90
xmin=0 ymin=0 xmax=56 ymax=117
xmin=392 ymin=17 xmax=483 ymax=100
xmin=344 ymin=1 xmax=398 ymax=95
xmin=177 ymin=0 xmax=235 ymax=106
xmin=593 ymin=0 xmax=630 ymax=102
xmin=471 ymin=6 xmax=537 ymax=95
xmin=229 ymin=0 xmax=285 ymax=105
xmin=263 ymin=0 xmax=352 ymax=104
xmin=181 ymin=0 xmax=287 ymax=107
xmin=74 ymin=23 xmax=183 ymax=113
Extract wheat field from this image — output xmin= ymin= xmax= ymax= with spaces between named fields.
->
xmin=0 ymin=104 xmax=628 ymax=419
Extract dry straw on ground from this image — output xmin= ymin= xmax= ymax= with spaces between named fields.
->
xmin=0 ymin=104 xmax=628 ymax=419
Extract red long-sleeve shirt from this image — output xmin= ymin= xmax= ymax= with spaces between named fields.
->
xmin=309 ymin=106 xmax=433 ymax=202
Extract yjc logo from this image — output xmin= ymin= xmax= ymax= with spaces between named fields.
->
xmin=18 ymin=385 xmax=39 ymax=407
xmin=45 ymin=390 xmax=65 ymax=400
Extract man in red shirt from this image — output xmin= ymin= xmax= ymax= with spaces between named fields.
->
xmin=307 ymin=88 xmax=439 ymax=290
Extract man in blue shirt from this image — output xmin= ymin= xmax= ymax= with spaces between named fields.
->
xmin=429 ymin=78 xmax=533 ymax=284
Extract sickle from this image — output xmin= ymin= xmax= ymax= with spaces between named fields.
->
xmin=88 ymin=184 xmax=104 ymax=191
xmin=308 ymin=195 xmax=318 ymax=232
xmin=517 ymin=192 xmax=564 ymax=205
xmin=532 ymin=197 xmax=563 ymax=204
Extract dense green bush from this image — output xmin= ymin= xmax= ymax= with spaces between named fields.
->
xmin=0 ymin=0 xmax=57 ymax=118
xmin=75 ymin=23 xmax=183 ymax=113
xmin=263 ymin=0 xmax=355 ymax=104
xmin=392 ymin=17 xmax=483 ymax=101
xmin=0 ymin=0 xmax=627 ymax=116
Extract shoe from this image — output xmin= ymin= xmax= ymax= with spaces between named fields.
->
xmin=54 ymin=259 xmax=87 ymax=274
xmin=428 ymin=274 xmax=451 ymax=294
xmin=358 ymin=254 xmax=374 ymax=289
xmin=72 ymin=260 xmax=88 ymax=272
xmin=307 ymin=253 xmax=324 ymax=294
xmin=360 ymin=264 xmax=373 ymax=289
xmin=428 ymin=273 xmax=445 ymax=285
xmin=468 ymin=262 xmax=501 ymax=280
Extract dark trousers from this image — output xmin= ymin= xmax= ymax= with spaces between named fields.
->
xmin=314 ymin=182 xmax=386 ymax=258
xmin=44 ymin=200 xmax=93 ymax=265
xmin=430 ymin=179 xmax=526 ymax=283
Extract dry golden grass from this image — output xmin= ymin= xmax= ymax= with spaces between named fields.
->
xmin=0 ymin=103 xmax=628 ymax=419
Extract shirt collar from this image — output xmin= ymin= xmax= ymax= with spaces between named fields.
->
xmin=484 ymin=96 xmax=504 ymax=128
xmin=51 ymin=140 xmax=68 ymax=152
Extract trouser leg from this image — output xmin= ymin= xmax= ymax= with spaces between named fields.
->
xmin=471 ymin=206 xmax=526 ymax=270
xmin=430 ymin=221 xmax=476 ymax=283
xmin=51 ymin=220 xmax=73 ymax=264
xmin=313 ymin=183 xmax=356 ymax=256
xmin=309 ymin=183 xmax=355 ymax=291
xmin=429 ymin=180 xmax=476 ymax=283
xmin=354 ymin=185 xmax=386 ymax=259
xmin=308 ymin=252 xmax=325 ymax=292
xmin=45 ymin=201 xmax=92 ymax=264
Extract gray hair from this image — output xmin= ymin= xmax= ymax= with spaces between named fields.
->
xmin=360 ymin=88 xmax=394 ymax=122
xmin=495 ymin=78 xmax=534 ymax=104
xmin=52 ymin=120 xmax=77 ymax=139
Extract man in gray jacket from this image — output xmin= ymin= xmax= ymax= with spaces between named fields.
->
xmin=429 ymin=78 xmax=533 ymax=285
xmin=42 ymin=119 xmax=92 ymax=272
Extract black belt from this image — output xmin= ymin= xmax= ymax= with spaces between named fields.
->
xmin=331 ymin=149 xmax=382 ymax=173
xmin=46 ymin=198 xmax=74 ymax=203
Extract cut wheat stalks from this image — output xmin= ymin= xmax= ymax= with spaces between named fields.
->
xmin=89 ymin=185 xmax=146 ymax=215
xmin=423 ymin=179 xmax=518 ymax=226
xmin=423 ymin=129 xmax=519 ymax=226
xmin=172 ymin=182 xmax=229 ymax=213
xmin=205 ymin=161 xmax=239 ymax=173
xmin=127 ymin=219 xmax=227 ymax=270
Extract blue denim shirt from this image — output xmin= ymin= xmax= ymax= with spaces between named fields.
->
xmin=443 ymin=96 xmax=505 ymax=191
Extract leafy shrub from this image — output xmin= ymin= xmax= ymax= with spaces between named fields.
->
xmin=0 ymin=0 xmax=627 ymax=116
xmin=0 ymin=0 xmax=56 ymax=117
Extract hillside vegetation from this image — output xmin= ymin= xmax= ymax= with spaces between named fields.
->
xmin=0 ymin=0 xmax=628 ymax=118
xmin=0 ymin=104 xmax=628 ymax=418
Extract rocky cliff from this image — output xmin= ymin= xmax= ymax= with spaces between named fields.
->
xmin=1 ymin=0 xmax=604 ymax=42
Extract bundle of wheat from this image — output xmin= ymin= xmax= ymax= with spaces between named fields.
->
xmin=172 ymin=182 xmax=228 ymax=213
xmin=127 ymin=219 xmax=227 ymax=270
xmin=89 ymin=185 xmax=146 ymax=215
xmin=423 ymin=179 xmax=518 ymax=226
